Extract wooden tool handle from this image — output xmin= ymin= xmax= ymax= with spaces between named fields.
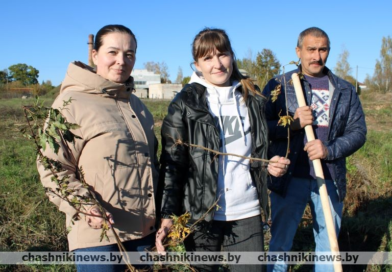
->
xmin=291 ymin=73 xmax=342 ymax=272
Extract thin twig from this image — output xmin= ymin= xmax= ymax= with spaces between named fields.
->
xmin=173 ymin=137 xmax=274 ymax=164
xmin=23 ymin=104 xmax=137 ymax=272
xmin=281 ymin=66 xmax=291 ymax=158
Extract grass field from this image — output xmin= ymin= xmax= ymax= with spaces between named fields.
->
xmin=0 ymin=92 xmax=391 ymax=271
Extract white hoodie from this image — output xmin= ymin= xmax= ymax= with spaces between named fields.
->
xmin=189 ymin=72 xmax=260 ymax=221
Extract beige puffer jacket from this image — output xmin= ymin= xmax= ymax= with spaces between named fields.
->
xmin=37 ymin=61 xmax=159 ymax=251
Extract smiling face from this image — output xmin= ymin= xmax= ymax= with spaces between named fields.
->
xmin=296 ymin=34 xmax=330 ymax=77
xmin=92 ymin=32 xmax=136 ymax=83
xmin=195 ymin=49 xmax=233 ymax=87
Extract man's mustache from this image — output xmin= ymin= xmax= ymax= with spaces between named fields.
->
xmin=310 ymin=60 xmax=323 ymax=65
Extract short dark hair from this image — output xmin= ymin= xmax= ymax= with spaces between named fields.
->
xmin=297 ymin=27 xmax=330 ymax=49
xmin=94 ymin=24 xmax=137 ymax=52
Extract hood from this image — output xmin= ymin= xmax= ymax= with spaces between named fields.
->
xmin=189 ymin=71 xmax=247 ymax=148
xmin=189 ymin=71 xmax=241 ymax=103
xmin=60 ymin=61 xmax=134 ymax=99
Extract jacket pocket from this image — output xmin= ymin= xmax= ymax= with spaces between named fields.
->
xmin=188 ymin=119 xmax=218 ymax=158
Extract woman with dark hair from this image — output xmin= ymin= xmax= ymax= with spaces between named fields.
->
xmin=37 ymin=25 xmax=160 ymax=271
xmin=155 ymin=27 xmax=290 ymax=272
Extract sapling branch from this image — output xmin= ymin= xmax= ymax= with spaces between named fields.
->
xmin=269 ymin=61 xmax=306 ymax=158
xmin=171 ymin=136 xmax=274 ymax=164
xmin=22 ymin=98 xmax=136 ymax=272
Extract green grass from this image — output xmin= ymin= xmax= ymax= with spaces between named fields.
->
xmin=352 ymin=130 xmax=392 ymax=183
xmin=141 ymin=98 xmax=171 ymax=123
xmin=140 ymin=99 xmax=170 ymax=158
xmin=0 ymin=98 xmax=72 ymax=271
xmin=0 ymin=93 xmax=391 ymax=271
xmin=0 ymin=97 xmax=170 ymax=271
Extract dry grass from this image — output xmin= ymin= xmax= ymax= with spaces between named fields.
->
xmin=0 ymin=93 xmax=391 ymax=271
xmin=264 ymin=91 xmax=392 ymax=271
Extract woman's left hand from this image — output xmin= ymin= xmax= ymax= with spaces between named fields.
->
xmin=267 ymin=156 xmax=290 ymax=177
xmin=86 ymin=205 xmax=114 ymax=229
xmin=155 ymin=219 xmax=173 ymax=255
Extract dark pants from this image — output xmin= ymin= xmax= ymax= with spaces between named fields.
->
xmin=74 ymin=232 xmax=155 ymax=272
xmin=185 ymin=215 xmax=264 ymax=272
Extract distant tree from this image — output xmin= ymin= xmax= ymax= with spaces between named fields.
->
xmin=236 ymin=58 xmax=253 ymax=75
xmin=0 ymin=69 xmax=8 ymax=84
xmin=344 ymin=75 xmax=361 ymax=94
xmin=182 ymin=76 xmax=190 ymax=87
xmin=144 ymin=61 xmax=157 ymax=73
xmin=334 ymin=47 xmax=352 ymax=79
xmin=42 ymin=80 xmax=53 ymax=87
xmin=159 ymin=62 xmax=170 ymax=83
xmin=144 ymin=61 xmax=170 ymax=83
xmin=364 ymin=74 xmax=372 ymax=89
xmin=34 ymin=80 xmax=55 ymax=96
xmin=372 ymin=36 xmax=392 ymax=93
xmin=236 ymin=48 xmax=281 ymax=89
xmin=8 ymin=80 xmax=24 ymax=88
xmin=254 ymin=49 xmax=281 ymax=89
xmin=8 ymin=64 xmax=39 ymax=86
xmin=236 ymin=49 xmax=256 ymax=79
xmin=175 ymin=67 xmax=183 ymax=84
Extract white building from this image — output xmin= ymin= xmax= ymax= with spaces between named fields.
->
xmin=131 ymin=69 xmax=161 ymax=98
xmin=149 ymin=83 xmax=182 ymax=99
xmin=358 ymin=82 xmax=367 ymax=91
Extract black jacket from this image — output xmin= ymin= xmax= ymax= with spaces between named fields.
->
xmin=160 ymin=82 xmax=269 ymax=223
xmin=262 ymin=67 xmax=366 ymax=200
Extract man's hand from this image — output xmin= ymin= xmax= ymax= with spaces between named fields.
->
xmin=304 ymin=139 xmax=328 ymax=160
xmin=290 ymin=106 xmax=314 ymax=131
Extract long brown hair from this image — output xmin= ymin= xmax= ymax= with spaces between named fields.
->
xmin=192 ymin=28 xmax=259 ymax=101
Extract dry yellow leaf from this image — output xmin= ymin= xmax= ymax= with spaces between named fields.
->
xmin=168 ymin=212 xmax=192 ymax=242
xmin=271 ymin=84 xmax=281 ymax=102
xmin=278 ymin=110 xmax=294 ymax=127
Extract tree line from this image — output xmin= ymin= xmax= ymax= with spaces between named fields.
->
xmin=2 ymin=36 xmax=391 ymax=96
xmin=0 ymin=63 xmax=53 ymax=96
xmin=364 ymin=36 xmax=392 ymax=93
xmin=234 ymin=35 xmax=392 ymax=94
xmin=1 ymin=64 xmax=39 ymax=86
xmin=335 ymin=36 xmax=392 ymax=93
xmin=142 ymin=49 xmax=282 ymax=89
xmin=236 ymin=48 xmax=281 ymax=89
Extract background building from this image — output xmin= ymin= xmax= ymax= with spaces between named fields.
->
xmin=149 ymin=83 xmax=182 ymax=99
xmin=87 ymin=34 xmax=182 ymax=99
xmin=131 ymin=69 xmax=161 ymax=98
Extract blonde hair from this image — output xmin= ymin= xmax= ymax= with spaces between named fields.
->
xmin=192 ymin=28 xmax=259 ymax=100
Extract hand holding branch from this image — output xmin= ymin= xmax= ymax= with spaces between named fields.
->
xmin=155 ymin=218 xmax=174 ymax=255
xmin=85 ymin=205 xmax=114 ymax=229
xmin=268 ymin=155 xmax=290 ymax=177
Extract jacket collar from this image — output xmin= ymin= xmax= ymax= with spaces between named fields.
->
xmin=61 ymin=61 xmax=134 ymax=99
xmin=185 ymin=82 xmax=264 ymax=109
xmin=184 ymin=82 xmax=209 ymax=111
